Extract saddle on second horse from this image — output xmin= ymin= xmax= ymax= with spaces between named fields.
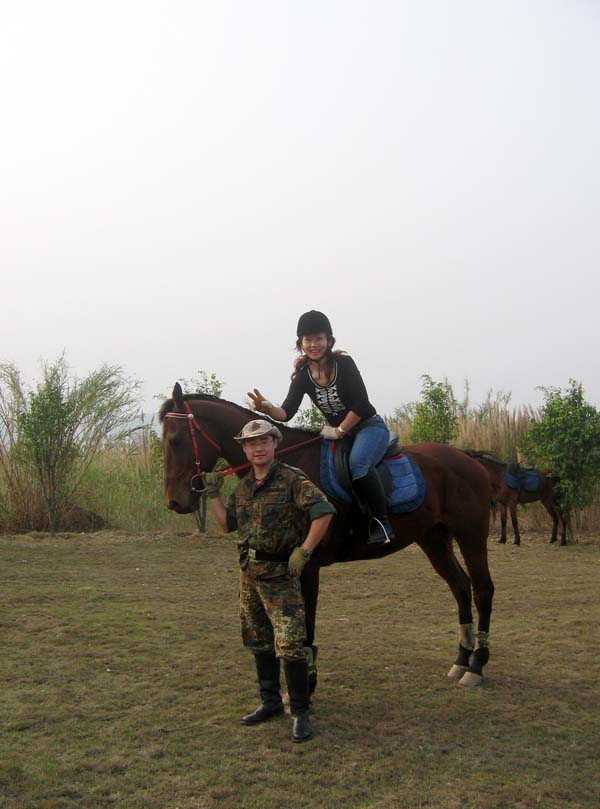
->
xmin=506 ymin=463 xmax=541 ymax=493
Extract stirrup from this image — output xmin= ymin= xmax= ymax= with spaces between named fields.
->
xmin=367 ymin=517 xmax=394 ymax=546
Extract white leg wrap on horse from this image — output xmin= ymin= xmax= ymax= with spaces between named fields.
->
xmin=475 ymin=630 xmax=489 ymax=649
xmin=447 ymin=623 xmax=475 ymax=678
xmin=456 ymin=628 xmax=488 ymax=685
xmin=460 ymin=623 xmax=475 ymax=650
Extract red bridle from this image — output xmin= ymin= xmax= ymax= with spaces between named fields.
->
xmin=164 ymin=401 xmax=321 ymax=493
xmin=164 ymin=401 xmax=222 ymax=493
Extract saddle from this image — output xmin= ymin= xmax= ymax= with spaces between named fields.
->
xmin=506 ymin=463 xmax=540 ymax=493
xmin=319 ymin=433 xmax=426 ymax=514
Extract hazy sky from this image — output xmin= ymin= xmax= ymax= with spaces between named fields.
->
xmin=2 ymin=1 xmax=599 ymax=421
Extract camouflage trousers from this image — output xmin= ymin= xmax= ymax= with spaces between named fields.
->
xmin=239 ymin=567 xmax=307 ymax=660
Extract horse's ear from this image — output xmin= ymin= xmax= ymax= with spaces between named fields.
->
xmin=173 ymin=382 xmax=184 ymax=407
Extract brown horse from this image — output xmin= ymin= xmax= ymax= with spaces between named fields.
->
xmin=160 ymin=384 xmax=495 ymax=687
xmin=464 ymin=451 xmax=568 ymax=546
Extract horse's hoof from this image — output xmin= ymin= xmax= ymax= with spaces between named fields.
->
xmin=458 ymin=671 xmax=483 ymax=686
xmin=447 ymin=664 xmax=468 ymax=680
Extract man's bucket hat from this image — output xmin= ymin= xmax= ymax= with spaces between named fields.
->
xmin=234 ymin=419 xmax=283 ymax=443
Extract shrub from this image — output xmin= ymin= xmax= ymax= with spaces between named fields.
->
xmin=410 ymin=375 xmax=458 ymax=444
xmin=521 ymin=380 xmax=600 ymax=531
xmin=12 ymin=356 xmax=142 ymax=534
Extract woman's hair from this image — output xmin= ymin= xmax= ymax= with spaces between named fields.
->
xmin=291 ymin=336 xmax=345 ymax=379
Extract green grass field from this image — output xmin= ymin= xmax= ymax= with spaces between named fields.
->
xmin=1 ymin=530 xmax=599 ymax=809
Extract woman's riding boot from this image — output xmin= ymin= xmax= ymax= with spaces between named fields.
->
xmin=283 ymin=657 xmax=314 ymax=743
xmin=353 ymin=467 xmax=396 ymax=546
xmin=241 ymin=653 xmax=284 ymax=725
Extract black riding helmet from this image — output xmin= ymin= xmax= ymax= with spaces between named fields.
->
xmin=296 ymin=310 xmax=333 ymax=338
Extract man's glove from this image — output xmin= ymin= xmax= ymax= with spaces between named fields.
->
xmin=320 ymin=425 xmax=340 ymax=441
xmin=203 ymin=471 xmax=225 ymax=499
xmin=288 ymin=546 xmax=312 ymax=576
xmin=247 ymin=388 xmax=274 ymax=414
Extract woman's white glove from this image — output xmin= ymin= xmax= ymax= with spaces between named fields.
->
xmin=320 ymin=425 xmax=340 ymax=441
xmin=247 ymin=388 xmax=274 ymax=414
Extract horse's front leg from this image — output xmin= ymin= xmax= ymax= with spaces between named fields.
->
xmin=301 ymin=565 xmax=320 ymax=693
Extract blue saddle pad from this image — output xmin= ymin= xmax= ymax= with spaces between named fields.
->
xmin=319 ymin=441 xmax=426 ymax=514
xmin=320 ymin=440 xmax=352 ymax=504
xmin=385 ymin=452 xmax=427 ymax=513
xmin=506 ymin=466 xmax=540 ymax=493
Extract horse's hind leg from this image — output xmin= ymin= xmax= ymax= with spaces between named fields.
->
xmin=558 ymin=506 xmax=568 ymax=546
xmin=558 ymin=510 xmax=568 ymax=545
xmin=509 ymin=502 xmax=521 ymax=546
xmin=499 ymin=503 xmax=508 ymax=543
xmin=418 ymin=524 xmax=475 ymax=681
xmin=545 ymin=498 xmax=568 ymax=545
xmin=454 ymin=533 xmax=495 ymax=686
xmin=542 ymin=500 xmax=559 ymax=544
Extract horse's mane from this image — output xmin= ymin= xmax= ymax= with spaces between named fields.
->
xmin=463 ymin=449 xmax=507 ymax=467
xmin=158 ymin=393 xmax=318 ymax=436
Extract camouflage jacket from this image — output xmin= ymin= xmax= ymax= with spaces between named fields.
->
xmin=225 ymin=461 xmax=336 ymax=577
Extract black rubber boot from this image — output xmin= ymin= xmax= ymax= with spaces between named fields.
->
xmin=240 ymin=653 xmax=284 ymax=725
xmin=353 ymin=467 xmax=396 ymax=546
xmin=283 ymin=658 xmax=314 ymax=743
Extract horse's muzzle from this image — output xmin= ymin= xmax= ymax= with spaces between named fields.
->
xmin=167 ymin=499 xmax=194 ymax=514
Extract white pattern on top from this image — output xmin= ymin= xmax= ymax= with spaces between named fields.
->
xmin=308 ymin=363 xmax=345 ymax=417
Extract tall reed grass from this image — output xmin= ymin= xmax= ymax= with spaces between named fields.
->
xmin=386 ymin=393 xmax=600 ymax=536
xmin=2 ymin=401 xmax=599 ymax=536
xmin=386 ymin=394 xmax=536 ymax=456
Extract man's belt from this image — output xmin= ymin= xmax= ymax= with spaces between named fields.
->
xmin=247 ymin=548 xmax=290 ymax=562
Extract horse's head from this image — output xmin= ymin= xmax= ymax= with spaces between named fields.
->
xmin=160 ymin=382 xmax=225 ymax=513
xmin=160 ymin=382 xmax=322 ymax=513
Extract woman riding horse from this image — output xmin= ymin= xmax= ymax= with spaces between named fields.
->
xmin=248 ymin=309 xmax=394 ymax=546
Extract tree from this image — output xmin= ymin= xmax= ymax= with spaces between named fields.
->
xmin=410 ymin=375 xmax=458 ymax=444
xmin=0 ymin=362 xmax=38 ymax=530
xmin=179 ymin=371 xmax=224 ymax=398
xmin=17 ymin=356 xmax=142 ymax=534
xmin=521 ymin=380 xmax=600 ymax=536
xmin=155 ymin=371 xmax=225 ymax=401
xmin=294 ymin=403 xmax=326 ymax=430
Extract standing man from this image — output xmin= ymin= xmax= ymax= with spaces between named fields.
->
xmin=204 ymin=419 xmax=335 ymax=743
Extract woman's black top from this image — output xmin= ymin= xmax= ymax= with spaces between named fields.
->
xmin=280 ymin=354 xmax=377 ymax=427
